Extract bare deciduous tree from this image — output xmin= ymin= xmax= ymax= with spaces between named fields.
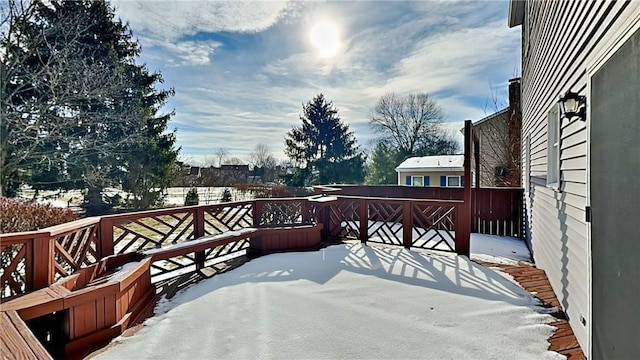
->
xmin=214 ymin=148 xmax=229 ymax=167
xmin=370 ymin=92 xmax=455 ymax=156
xmin=224 ymin=157 xmax=244 ymax=166
xmin=249 ymin=143 xmax=277 ymax=182
xmin=367 ymin=92 xmax=458 ymax=184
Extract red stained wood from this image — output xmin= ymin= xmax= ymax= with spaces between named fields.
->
xmin=477 ymin=260 xmax=585 ymax=359
xmin=549 ymin=335 xmax=580 ymax=352
xmin=1 ymin=310 xmax=53 ymax=360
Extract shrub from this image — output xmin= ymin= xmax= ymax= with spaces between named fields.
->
xmin=184 ymin=187 xmax=199 ymax=206
xmin=233 ymin=183 xmax=297 ymax=198
xmin=220 ymin=188 xmax=233 ymax=203
xmin=0 ymin=198 xmax=78 ymax=233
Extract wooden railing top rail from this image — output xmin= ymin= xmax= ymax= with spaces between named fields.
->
xmin=330 ymin=194 xmax=464 ymax=205
xmin=46 ymin=217 xmax=101 ymax=237
xmin=0 ymin=230 xmax=46 ymax=243
xmin=254 ymin=197 xmax=309 ymax=203
xmin=314 ymin=185 xmax=524 ymax=194
xmin=0 ymin=217 xmax=101 ymax=242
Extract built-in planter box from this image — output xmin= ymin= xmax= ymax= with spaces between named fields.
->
xmin=1 ymin=252 xmax=154 ymax=359
xmin=62 ymin=254 xmax=153 ymax=357
xmin=248 ymin=223 xmax=323 ymax=256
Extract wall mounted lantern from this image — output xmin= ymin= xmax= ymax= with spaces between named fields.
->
xmin=559 ymin=91 xmax=587 ymax=121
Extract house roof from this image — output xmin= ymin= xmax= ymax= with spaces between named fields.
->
xmin=395 ymin=155 xmax=464 ymax=172
xmin=473 ymin=108 xmax=509 ymax=127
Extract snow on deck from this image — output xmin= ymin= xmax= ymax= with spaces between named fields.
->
xmin=470 ymin=233 xmax=532 ymax=265
xmin=96 ymin=241 xmax=561 ymax=360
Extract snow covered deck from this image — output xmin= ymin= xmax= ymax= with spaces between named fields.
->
xmin=92 ymin=234 xmax=584 ymax=359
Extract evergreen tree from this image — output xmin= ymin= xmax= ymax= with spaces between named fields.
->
xmin=220 ymin=188 xmax=233 ymax=203
xmin=365 ymin=142 xmax=403 ymax=185
xmin=284 ymin=94 xmax=365 ymax=185
xmin=184 ymin=187 xmax=199 ymax=206
xmin=1 ymin=0 xmax=178 ymax=213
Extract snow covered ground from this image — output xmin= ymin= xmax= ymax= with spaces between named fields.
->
xmin=17 ymin=186 xmax=251 ymax=208
xmin=94 ymin=237 xmax=560 ymax=360
xmin=470 ymin=233 xmax=533 ymax=265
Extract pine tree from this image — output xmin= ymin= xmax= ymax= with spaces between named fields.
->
xmin=365 ymin=142 xmax=403 ymax=185
xmin=284 ymin=94 xmax=365 ymax=185
xmin=1 ymin=0 xmax=178 ymax=213
xmin=184 ymin=188 xmax=199 ymax=206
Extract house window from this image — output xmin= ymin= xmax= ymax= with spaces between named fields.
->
xmin=412 ymin=176 xmax=423 ymax=187
xmin=547 ymin=105 xmax=560 ymax=187
xmin=447 ymin=176 xmax=461 ymax=187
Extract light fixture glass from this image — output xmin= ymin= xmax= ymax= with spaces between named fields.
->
xmin=559 ymin=91 xmax=586 ymax=121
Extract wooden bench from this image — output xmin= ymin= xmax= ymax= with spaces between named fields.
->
xmin=249 ymin=223 xmax=323 ymax=255
xmin=143 ymin=227 xmax=260 ymax=261
xmin=143 ymin=224 xmax=324 ymax=261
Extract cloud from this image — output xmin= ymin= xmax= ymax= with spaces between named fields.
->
xmin=115 ymin=1 xmax=520 ymax=163
xmin=113 ymin=1 xmax=296 ymax=41
xmin=139 ymin=37 xmax=223 ymax=66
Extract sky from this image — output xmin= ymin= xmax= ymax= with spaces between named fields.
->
xmin=111 ymin=1 xmax=521 ymax=165
xmin=96 ymin=240 xmax=560 ymax=359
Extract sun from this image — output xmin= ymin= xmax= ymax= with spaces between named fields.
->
xmin=308 ymin=21 xmax=342 ymax=58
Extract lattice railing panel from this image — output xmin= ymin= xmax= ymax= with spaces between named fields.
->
xmin=411 ymin=203 xmax=456 ymax=252
xmin=114 ymin=212 xmax=195 ymax=254
xmin=150 ymin=253 xmax=197 ymax=279
xmin=1 ymin=243 xmax=28 ymax=299
xmin=259 ymin=201 xmax=305 ymax=226
xmin=328 ymin=199 xmax=361 ymax=239
xmin=203 ymin=238 xmax=250 ymax=266
xmin=53 ymin=224 xmax=100 ymax=280
xmin=367 ymin=201 xmax=403 ymax=245
xmin=204 ymin=204 xmax=253 ymax=236
xmin=148 ymin=238 xmax=251 ymax=281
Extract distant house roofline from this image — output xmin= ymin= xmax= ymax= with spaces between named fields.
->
xmin=395 ymin=155 xmax=464 ymax=172
xmin=473 ymin=108 xmax=509 ymax=127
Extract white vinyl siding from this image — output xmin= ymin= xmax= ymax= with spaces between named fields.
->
xmin=547 ymin=105 xmax=560 ymax=187
xmin=519 ymin=0 xmax=639 ymax=353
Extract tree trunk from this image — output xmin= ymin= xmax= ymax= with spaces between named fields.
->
xmin=84 ymin=186 xmax=105 ymax=216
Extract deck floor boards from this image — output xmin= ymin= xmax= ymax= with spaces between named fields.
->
xmin=474 ymin=260 xmax=586 ymax=359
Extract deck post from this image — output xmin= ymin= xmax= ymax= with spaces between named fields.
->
xmin=402 ymin=201 xmax=412 ymax=249
xmin=302 ymin=199 xmax=311 ymax=225
xmin=99 ymin=218 xmax=114 ymax=257
xmin=457 ymin=120 xmax=473 ymax=257
xmin=32 ymin=233 xmax=55 ymax=290
xmin=194 ymin=207 xmax=206 ymax=270
xmin=359 ymin=198 xmax=368 ymax=244
xmin=253 ymin=201 xmax=263 ymax=227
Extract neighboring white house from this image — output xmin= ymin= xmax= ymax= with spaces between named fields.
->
xmin=395 ymin=155 xmax=465 ymax=187
xmin=509 ymin=1 xmax=639 ymax=358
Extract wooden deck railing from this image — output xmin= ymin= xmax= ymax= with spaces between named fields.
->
xmin=1 ymin=187 xmax=521 ymax=300
xmin=0 ymin=217 xmax=102 ymax=299
xmin=315 ymin=185 xmax=524 ymax=238
xmin=321 ymin=195 xmax=463 ymax=252
xmin=0 ymin=198 xmax=316 ymax=300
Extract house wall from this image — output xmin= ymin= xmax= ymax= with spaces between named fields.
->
xmin=396 ymin=171 xmax=464 ymax=187
xmin=519 ymin=0 xmax=640 ymax=354
xmin=474 ymin=113 xmax=509 ymax=187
